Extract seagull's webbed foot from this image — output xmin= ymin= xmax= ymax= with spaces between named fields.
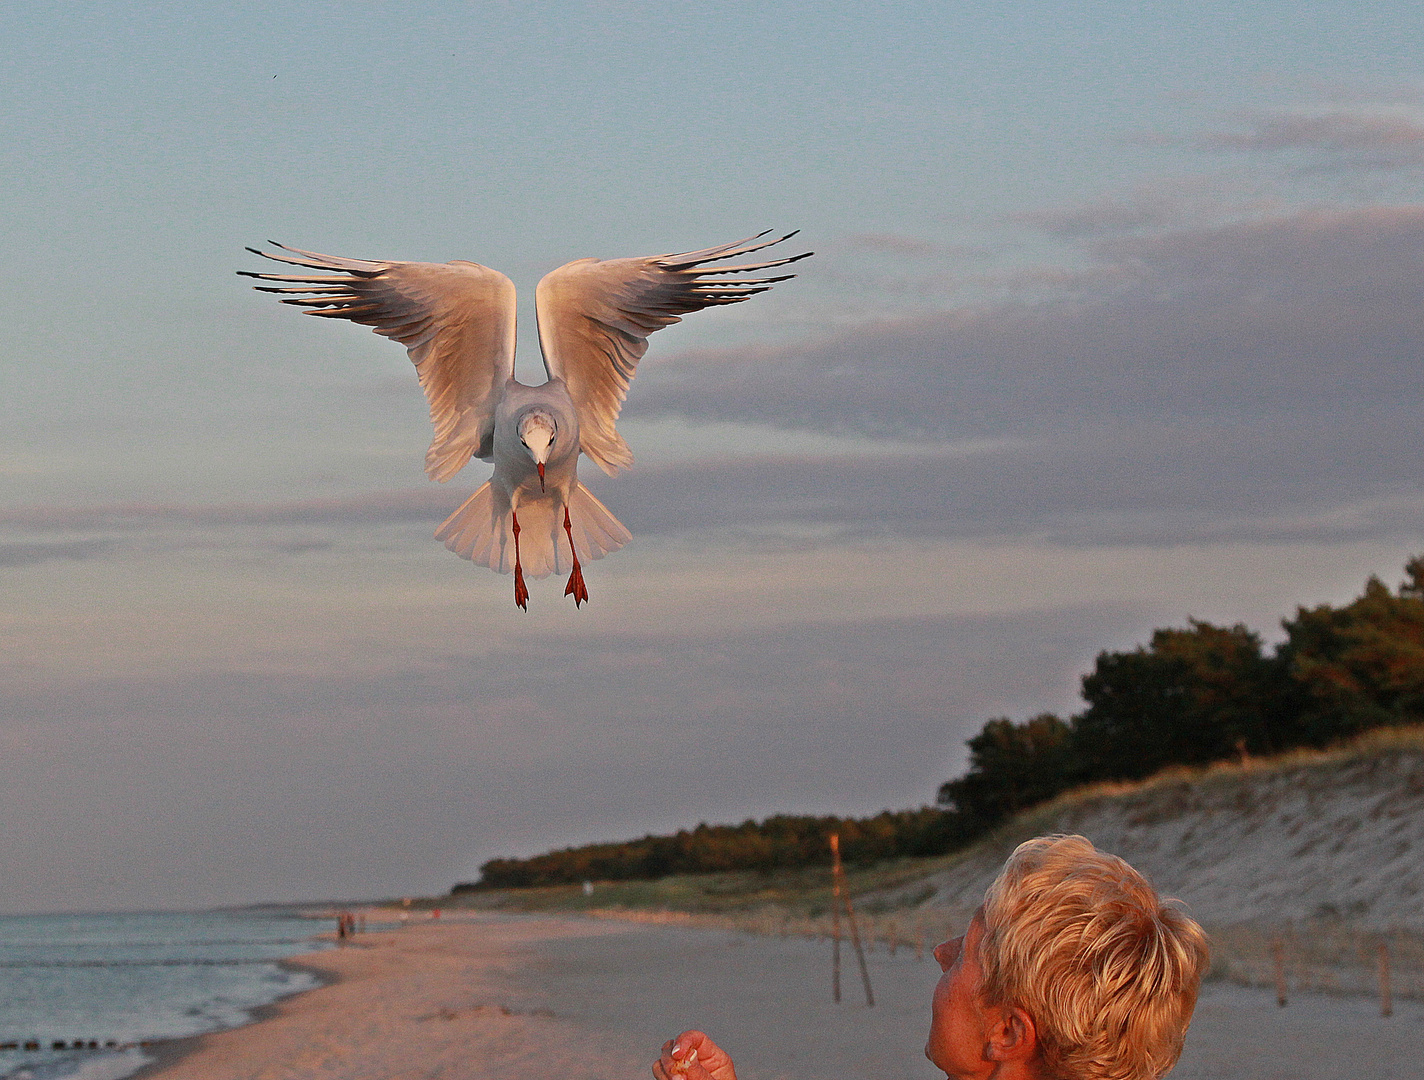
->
xmin=511 ymin=509 xmax=529 ymax=612
xmin=564 ymin=563 xmax=588 ymax=607
xmin=562 ymin=506 xmax=588 ymax=608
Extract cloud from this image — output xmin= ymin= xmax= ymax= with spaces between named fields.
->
xmin=1307 ymin=79 xmax=1424 ymax=108
xmin=11 ymin=414 xmax=1419 ymax=561
xmin=267 ymin=538 xmax=336 ymax=556
xmin=632 ymin=204 xmax=1424 ymax=438
xmin=600 ymin=204 xmax=1424 ymax=548
xmin=843 ymin=233 xmax=942 ymax=257
xmin=839 ymin=233 xmax=991 ymax=259
xmin=0 ymin=539 xmax=114 ymax=567
xmin=592 ymin=422 xmax=1424 ymax=548
xmin=1012 ymin=181 xmax=1287 ymax=241
xmin=1014 ymin=191 xmax=1195 ymax=239
xmin=8 ymin=205 xmax=1422 ymax=563
xmin=1199 ymin=110 xmax=1424 ymax=170
xmin=0 ymin=489 xmax=462 ymax=533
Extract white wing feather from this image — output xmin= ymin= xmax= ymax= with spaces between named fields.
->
xmin=534 ymin=231 xmax=810 ymax=476
xmin=241 ymin=244 xmax=516 ymax=482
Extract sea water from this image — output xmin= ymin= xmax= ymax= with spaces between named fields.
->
xmin=0 ymin=909 xmax=332 ymax=1080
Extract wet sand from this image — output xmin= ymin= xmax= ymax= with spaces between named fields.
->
xmin=137 ymin=915 xmax=1424 ymax=1080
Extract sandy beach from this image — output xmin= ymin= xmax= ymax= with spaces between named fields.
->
xmin=135 ymin=915 xmax=1424 ymax=1080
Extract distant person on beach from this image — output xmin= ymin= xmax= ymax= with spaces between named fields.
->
xmin=654 ymin=835 xmax=1209 ymax=1080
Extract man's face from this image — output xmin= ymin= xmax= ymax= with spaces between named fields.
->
xmin=925 ymin=912 xmax=992 ymax=1080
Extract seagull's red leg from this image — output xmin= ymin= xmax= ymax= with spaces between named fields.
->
xmin=511 ymin=509 xmax=529 ymax=611
xmin=562 ymin=506 xmax=588 ymax=608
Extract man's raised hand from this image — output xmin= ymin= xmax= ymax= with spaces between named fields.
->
xmin=654 ymin=1031 xmax=736 ymax=1080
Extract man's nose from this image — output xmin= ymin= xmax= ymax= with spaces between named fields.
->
xmin=933 ymin=936 xmax=961 ymax=971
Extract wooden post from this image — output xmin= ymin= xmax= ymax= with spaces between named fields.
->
xmin=829 ymin=834 xmax=875 ymax=1007
xmin=887 ymin=918 xmax=898 ymax=956
xmin=1378 ymin=943 xmax=1393 ymax=1018
xmin=1271 ymin=938 xmax=1287 ymax=1008
xmin=843 ymin=891 xmax=875 ymax=1006
xmin=830 ymin=834 xmax=843 ymax=1003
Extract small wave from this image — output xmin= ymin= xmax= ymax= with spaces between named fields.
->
xmin=1 ymin=909 xmax=326 ymax=1080
xmin=4 ymin=938 xmax=315 ymax=952
xmin=0 ymin=959 xmax=298 ymax=969
xmin=0 ymin=1047 xmax=149 ymax=1080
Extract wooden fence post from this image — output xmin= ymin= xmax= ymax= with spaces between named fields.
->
xmin=1271 ymin=938 xmax=1287 ymax=1008
xmin=830 ymin=833 xmax=875 ymax=1006
xmin=842 ymin=890 xmax=875 ymax=1006
xmin=1378 ymin=943 xmax=1392 ymax=1018
xmin=830 ymin=834 xmax=842 ymax=1003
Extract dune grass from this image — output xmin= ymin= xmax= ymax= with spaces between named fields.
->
xmin=439 ymin=855 xmax=951 ymax=918
xmin=440 ymin=724 xmax=1424 ymax=919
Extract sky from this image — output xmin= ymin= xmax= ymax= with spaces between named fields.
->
xmin=2 ymin=1 xmax=1421 ymax=913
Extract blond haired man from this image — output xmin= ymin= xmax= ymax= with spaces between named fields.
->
xmin=654 ymin=835 xmax=1209 ymax=1080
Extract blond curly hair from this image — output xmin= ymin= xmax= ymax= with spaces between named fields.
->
xmin=977 ymin=835 xmax=1209 ymax=1080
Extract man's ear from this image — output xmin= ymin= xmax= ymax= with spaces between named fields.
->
xmin=984 ymin=1004 xmax=1040 ymax=1066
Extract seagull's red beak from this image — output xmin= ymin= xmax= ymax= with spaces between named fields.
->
xmin=537 ymin=462 xmax=545 ymax=491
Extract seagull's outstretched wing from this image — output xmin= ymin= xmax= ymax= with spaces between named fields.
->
xmin=534 ymin=231 xmax=811 ymax=476
xmin=241 ymin=244 xmax=516 ymax=482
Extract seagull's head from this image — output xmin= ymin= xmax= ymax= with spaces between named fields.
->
xmin=518 ymin=410 xmax=558 ymax=490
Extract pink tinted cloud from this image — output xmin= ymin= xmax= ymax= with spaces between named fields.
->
xmin=843 ymin=233 xmax=942 ymax=257
xmin=634 ymin=203 xmax=1424 ymax=436
xmin=0 ymin=488 xmax=462 ymax=532
xmin=1199 ymin=110 xmax=1424 ymax=167
xmin=838 ymin=233 xmax=994 ymax=260
xmin=1013 ymin=192 xmax=1189 ymax=238
xmin=8 ymin=208 xmax=1423 ymax=555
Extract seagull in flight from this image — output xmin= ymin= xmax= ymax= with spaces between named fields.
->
xmin=241 ymin=232 xmax=810 ymax=609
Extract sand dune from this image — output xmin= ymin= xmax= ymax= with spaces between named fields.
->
xmin=909 ymin=746 xmax=1424 ymax=932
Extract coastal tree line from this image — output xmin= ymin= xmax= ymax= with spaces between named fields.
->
xmin=458 ymin=557 xmax=1424 ymax=891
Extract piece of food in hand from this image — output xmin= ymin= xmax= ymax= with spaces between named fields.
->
xmin=670 ymin=1047 xmax=698 ymax=1074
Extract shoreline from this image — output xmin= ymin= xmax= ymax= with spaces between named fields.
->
xmin=125 ymin=949 xmax=344 ymax=1080
xmin=120 ymin=915 xmax=651 ymax=1080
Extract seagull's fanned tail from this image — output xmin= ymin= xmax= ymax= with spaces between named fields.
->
xmin=436 ymin=481 xmax=504 ymax=570
xmin=436 ymin=482 xmax=630 ymax=579
xmin=566 ymin=483 xmax=633 ymax=564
